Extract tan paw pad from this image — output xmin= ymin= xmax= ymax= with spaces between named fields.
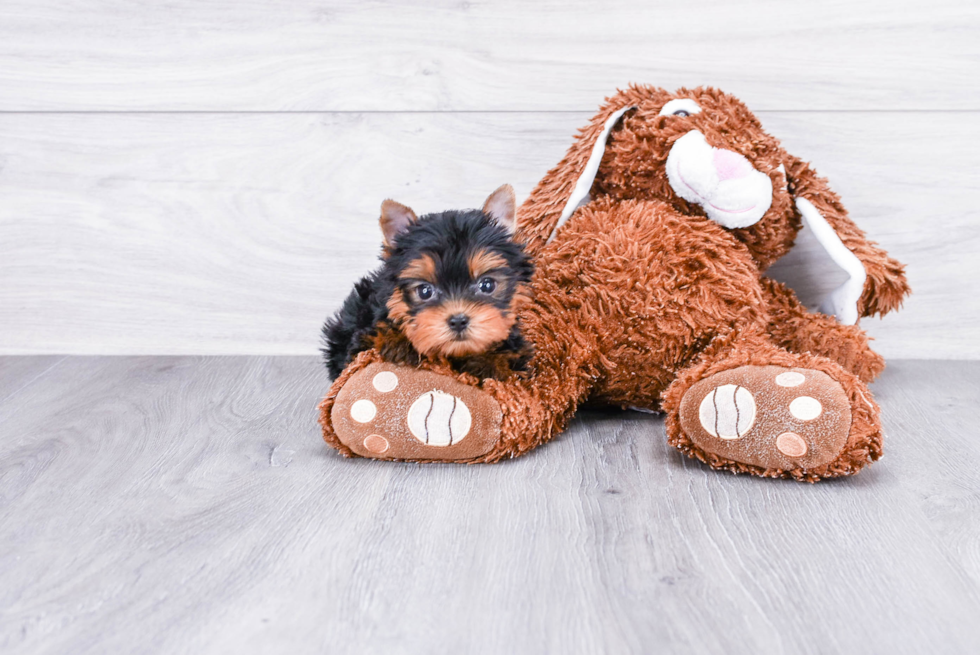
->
xmin=679 ymin=365 xmax=851 ymax=471
xmin=363 ymin=434 xmax=390 ymax=454
xmin=775 ymin=371 xmax=806 ymax=387
xmin=407 ymin=391 xmax=472 ymax=446
xmin=789 ymin=396 xmax=822 ymax=420
xmin=776 ymin=432 xmax=808 ymax=457
xmin=331 ymin=362 xmax=502 ymax=461
xmin=372 ymin=371 xmax=399 ymax=392
xmin=698 ymin=384 xmax=756 ymax=439
xmin=350 ymin=399 xmax=377 ymax=423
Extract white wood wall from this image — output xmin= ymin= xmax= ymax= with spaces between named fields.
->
xmin=1 ymin=0 xmax=977 ymax=358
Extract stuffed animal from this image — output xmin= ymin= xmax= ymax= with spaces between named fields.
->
xmin=319 ymin=85 xmax=910 ymax=482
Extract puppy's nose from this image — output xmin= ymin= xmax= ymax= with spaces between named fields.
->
xmin=713 ymin=148 xmax=753 ymax=181
xmin=447 ymin=314 xmax=470 ymax=333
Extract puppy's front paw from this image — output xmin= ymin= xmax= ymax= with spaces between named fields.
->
xmin=329 ymin=362 xmax=502 ymax=462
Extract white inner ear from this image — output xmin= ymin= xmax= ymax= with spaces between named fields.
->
xmin=483 ymin=185 xmax=517 ymax=234
xmin=547 ymin=105 xmax=636 ymax=243
xmin=658 ymin=98 xmax=702 ymax=116
xmin=794 ymin=198 xmax=867 ymax=325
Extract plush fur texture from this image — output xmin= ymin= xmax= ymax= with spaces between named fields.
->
xmin=519 ymin=85 xmax=910 ymax=315
xmin=322 ymin=206 xmax=533 ymax=380
xmin=320 ymin=85 xmax=910 ymax=481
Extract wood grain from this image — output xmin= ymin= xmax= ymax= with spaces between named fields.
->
xmin=1 ymin=111 xmax=976 ymax=358
xmin=0 ymin=0 xmax=977 ymax=111
xmin=0 ymin=356 xmax=978 ymax=654
xmin=0 ymin=356 xmax=66 ymax=402
xmin=2 ymin=4 xmax=977 ymax=653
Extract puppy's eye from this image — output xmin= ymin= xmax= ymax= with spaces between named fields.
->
xmin=477 ymin=277 xmax=496 ymax=294
xmin=673 ymin=110 xmax=690 ymax=117
xmin=415 ymin=283 xmax=434 ymax=301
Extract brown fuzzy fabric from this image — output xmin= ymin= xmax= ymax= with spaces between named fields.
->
xmin=761 ymin=278 xmax=886 ymax=383
xmin=518 ymin=84 xmax=910 ymax=310
xmin=661 ymin=330 xmax=883 ymax=483
xmin=784 ymin=157 xmax=910 ymax=317
xmin=320 ymin=85 xmax=908 ymax=481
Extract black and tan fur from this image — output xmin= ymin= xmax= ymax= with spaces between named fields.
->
xmin=322 ymin=185 xmax=534 ymax=380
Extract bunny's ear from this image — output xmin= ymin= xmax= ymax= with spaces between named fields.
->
xmin=785 ymin=156 xmax=910 ymax=323
xmin=516 ymin=99 xmax=636 ymax=256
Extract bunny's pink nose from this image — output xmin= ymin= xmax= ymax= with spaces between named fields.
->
xmin=713 ymin=148 xmax=754 ymax=181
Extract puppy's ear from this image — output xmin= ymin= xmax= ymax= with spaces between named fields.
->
xmin=482 ymin=184 xmax=517 ymax=235
xmin=379 ymin=199 xmax=418 ymax=250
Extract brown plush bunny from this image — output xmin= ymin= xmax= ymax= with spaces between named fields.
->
xmin=319 ymin=85 xmax=910 ymax=482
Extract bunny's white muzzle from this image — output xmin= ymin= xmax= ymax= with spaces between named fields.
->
xmin=665 ymin=130 xmax=773 ymax=229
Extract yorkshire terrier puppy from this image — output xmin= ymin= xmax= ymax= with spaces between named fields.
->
xmin=322 ymin=185 xmax=534 ymax=381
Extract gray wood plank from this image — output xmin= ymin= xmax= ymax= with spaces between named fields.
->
xmin=0 ymin=356 xmax=978 ymax=654
xmin=0 ymin=111 xmax=976 ymax=358
xmin=0 ymin=0 xmax=977 ymax=111
xmin=870 ymin=359 xmax=980 ymax=591
xmin=0 ymin=356 xmax=65 ymax=399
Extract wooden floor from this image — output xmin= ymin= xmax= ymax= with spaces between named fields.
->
xmin=2 ymin=2 xmax=978 ymax=652
xmin=1 ymin=356 xmax=978 ymax=654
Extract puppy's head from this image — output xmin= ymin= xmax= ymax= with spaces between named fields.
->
xmin=379 ymin=185 xmax=533 ymax=358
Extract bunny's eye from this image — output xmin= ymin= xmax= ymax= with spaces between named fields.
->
xmin=658 ymin=99 xmax=702 ymax=117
